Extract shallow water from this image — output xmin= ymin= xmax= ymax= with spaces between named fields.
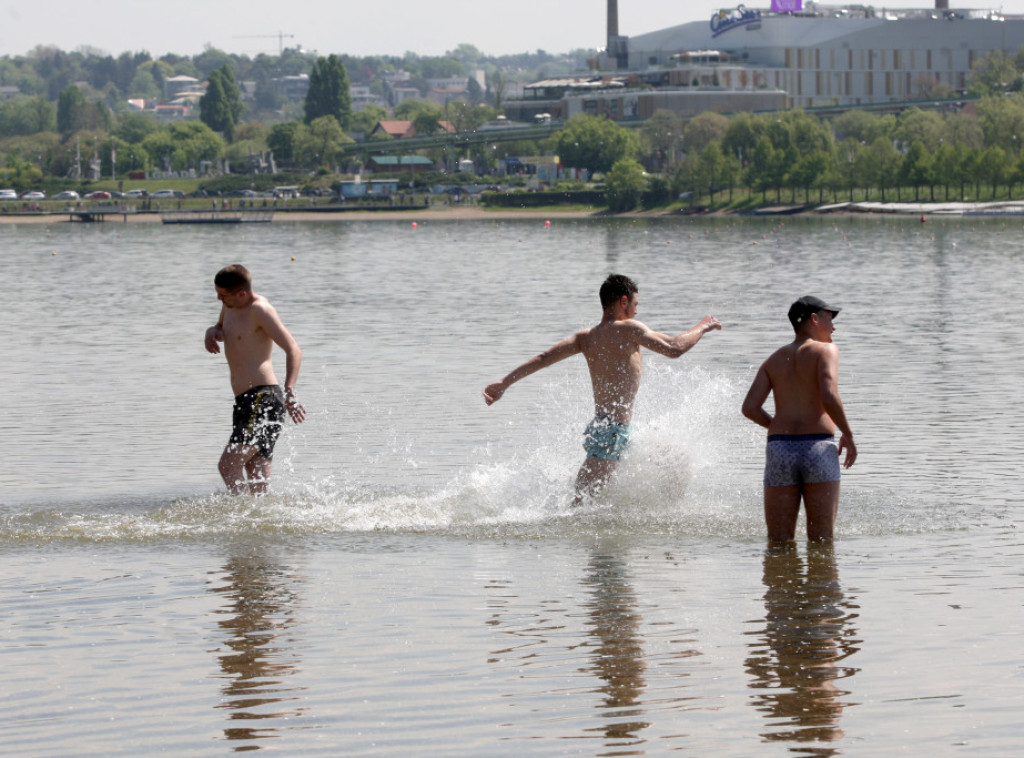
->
xmin=1 ymin=215 xmax=1022 ymax=755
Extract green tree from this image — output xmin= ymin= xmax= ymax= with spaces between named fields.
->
xmin=199 ymin=65 xmax=243 ymax=141
xmin=832 ymin=109 xmax=895 ymax=145
xmin=838 ymin=138 xmax=864 ymax=201
xmin=553 ymin=114 xmax=639 ymax=174
xmin=967 ymin=50 xmax=1018 ymax=97
xmin=394 ymin=100 xmax=443 ymax=121
xmin=350 ymin=104 xmax=389 ymax=135
xmin=943 ymin=111 xmax=984 ymax=151
xmin=268 ymin=121 xmax=301 ymax=163
xmin=114 ymin=111 xmax=160 ymax=144
xmin=893 ymin=108 xmax=945 ymax=153
xmin=168 ymin=121 xmax=225 ymax=172
xmin=294 ymin=115 xmax=352 ymax=169
xmin=0 ymin=96 xmax=56 ymax=136
xmin=640 ymin=109 xmax=683 ymax=173
xmin=974 ymin=95 xmax=1024 ymax=154
xmin=412 ymin=109 xmax=442 ymax=136
xmin=304 ymin=54 xmax=352 ymax=129
xmin=128 ymin=67 xmax=160 ymax=99
xmin=745 ymin=136 xmax=777 ymax=202
xmin=861 ymin=136 xmax=902 ymax=201
xmin=57 ymin=85 xmax=109 ymax=138
xmin=787 ymin=148 xmax=831 ymax=204
xmin=899 ymin=141 xmax=933 ymax=201
xmin=977 ymin=145 xmax=1008 ymax=199
xmin=605 ymin=157 xmax=647 ymax=212
xmin=681 ymin=112 xmax=729 ymax=156
xmin=930 ymin=142 xmax=965 ymax=200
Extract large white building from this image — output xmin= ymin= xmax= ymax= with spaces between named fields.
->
xmin=605 ymin=2 xmax=1024 ymax=108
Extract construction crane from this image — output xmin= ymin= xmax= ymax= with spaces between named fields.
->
xmin=233 ymin=31 xmax=295 ymax=55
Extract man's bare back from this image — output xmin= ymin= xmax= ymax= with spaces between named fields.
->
xmin=758 ymin=338 xmax=844 ymax=437
xmin=742 ymin=297 xmax=856 ymax=542
xmin=483 ymin=275 xmax=720 ymax=502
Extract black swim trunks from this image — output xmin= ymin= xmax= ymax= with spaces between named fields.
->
xmin=229 ymin=385 xmax=286 ymax=459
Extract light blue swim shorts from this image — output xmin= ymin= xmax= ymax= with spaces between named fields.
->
xmin=583 ymin=415 xmax=631 ymax=461
xmin=764 ymin=433 xmax=840 ymax=487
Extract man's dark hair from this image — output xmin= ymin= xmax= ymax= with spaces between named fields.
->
xmin=214 ymin=264 xmax=252 ymax=293
xmin=599 ymin=274 xmax=638 ymax=309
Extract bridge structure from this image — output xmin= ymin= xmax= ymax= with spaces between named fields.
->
xmin=339 ymin=122 xmax=565 ymax=159
xmin=338 ymin=96 xmax=972 ymax=161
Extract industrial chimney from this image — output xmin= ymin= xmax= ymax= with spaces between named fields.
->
xmin=607 ymin=0 xmax=629 ymax=69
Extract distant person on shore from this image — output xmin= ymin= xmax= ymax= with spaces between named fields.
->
xmin=204 ymin=264 xmax=305 ymax=494
xmin=483 ymin=274 xmax=721 ymax=504
xmin=742 ymin=296 xmax=857 ymax=542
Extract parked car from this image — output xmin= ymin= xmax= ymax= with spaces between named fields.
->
xmin=228 ymin=189 xmax=257 ymax=197
xmin=1 ymin=189 xmax=20 ymax=200
xmin=150 ymin=189 xmax=183 ymax=198
xmin=84 ymin=191 xmax=111 ymax=200
xmin=53 ymin=190 xmax=80 ymax=200
xmin=20 ymin=190 xmax=45 ymax=200
xmin=124 ymin=189 xmax=148 ymax=198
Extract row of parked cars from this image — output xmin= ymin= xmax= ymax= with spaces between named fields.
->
xmin=0 ymin=188 xmax=184 ymax=201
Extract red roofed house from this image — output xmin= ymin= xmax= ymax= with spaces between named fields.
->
xmin=369 ymin=120 xmax=457 ymax=139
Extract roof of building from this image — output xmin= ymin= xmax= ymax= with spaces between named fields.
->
xmin=371 ymin=120 xmax=457 ymax=138
xmin=368 ymin=156 xmax=434 ymax=165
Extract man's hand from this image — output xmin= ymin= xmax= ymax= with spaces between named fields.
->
xmin=839 ymin=434 xmax=857 ymax=468
xmin=205 ymin=324 xmax=223 ymax=354
xmin=483 ymin=381 xmax=507 ymax=406
xmin=699 ymin=315 xmax=722 ymax=333
xmin=285 ymin=389 xmax=306 ymax=424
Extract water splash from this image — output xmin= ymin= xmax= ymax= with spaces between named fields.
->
xmin=0 ymin=365 xmax=965 ymax=545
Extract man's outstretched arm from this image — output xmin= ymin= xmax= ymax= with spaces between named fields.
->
xmin=640 ymin=315 xmax=721 ymax=358
xmin=483 ymin=333 xmax=582 ymax=405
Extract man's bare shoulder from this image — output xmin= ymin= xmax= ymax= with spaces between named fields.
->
xmin=248 ymin=295 xmax=282 ymax=321
xmin=798 ymin=338 xmax=839 ymax=360
xmin=763 ymin=341 xmax=795 ymax=367
xmin=607 ymin=318 xmax=649 ymax=339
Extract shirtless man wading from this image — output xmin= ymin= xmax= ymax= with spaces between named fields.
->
xmin=205 ymin=264 xmax=305 ymax=494
xmin=483 ymin=274 xmax=721 ymax=504
xmin=742 ymin=296 xmax=857 ymax=542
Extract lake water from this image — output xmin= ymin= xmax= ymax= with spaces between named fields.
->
xmin=1 ymin=214 xmax=1021 ymax=756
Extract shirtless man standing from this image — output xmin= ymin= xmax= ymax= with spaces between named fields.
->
xmin=205 ymin=264 xmax=305 ymax=494
xmin=742 ymin=296 xmax=857 ymax=542
xmin=483 ymin=274 xmax=721 ymax=503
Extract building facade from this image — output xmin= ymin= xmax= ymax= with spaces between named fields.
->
xmin=607 ymin=3 xmax=1024 ymax=108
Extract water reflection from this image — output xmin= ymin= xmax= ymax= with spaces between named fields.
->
xmin=581 ymin=551 xmax=649 ymax=748
xmin=211 ymin=550 xmax=308 ymax=750
xmin=744 ymin=544 xmax=861 ymax=755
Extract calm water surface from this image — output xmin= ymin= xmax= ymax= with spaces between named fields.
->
xmin=1 ymin=215 xmax=1022 ymax=755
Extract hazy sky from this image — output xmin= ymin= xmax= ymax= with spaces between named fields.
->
xmin=0 ymin=0 xmax=1012 ymax=59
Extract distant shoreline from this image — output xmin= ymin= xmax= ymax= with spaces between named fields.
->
xmin=5 ymin=200 xmax=1024 ymax=225
xmin=0 ymin=205 xmax=603 ymax=224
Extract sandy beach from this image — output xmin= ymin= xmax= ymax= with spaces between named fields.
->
xmin=0 ymin=205 xmax=609 ymax=224
xmin=7 ymin=199 xmax=1024 ymax=224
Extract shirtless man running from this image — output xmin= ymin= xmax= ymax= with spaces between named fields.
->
xmin=483 ymin=274 xmax=721 ymax=503
xmin=205 ymin=264 xmax=305 ymax=494
xmin=742 ymin=296 xmax=857 ymax=542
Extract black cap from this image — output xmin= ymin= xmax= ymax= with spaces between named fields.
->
xmin=788 ymin=295 xmax=841 ymax=328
